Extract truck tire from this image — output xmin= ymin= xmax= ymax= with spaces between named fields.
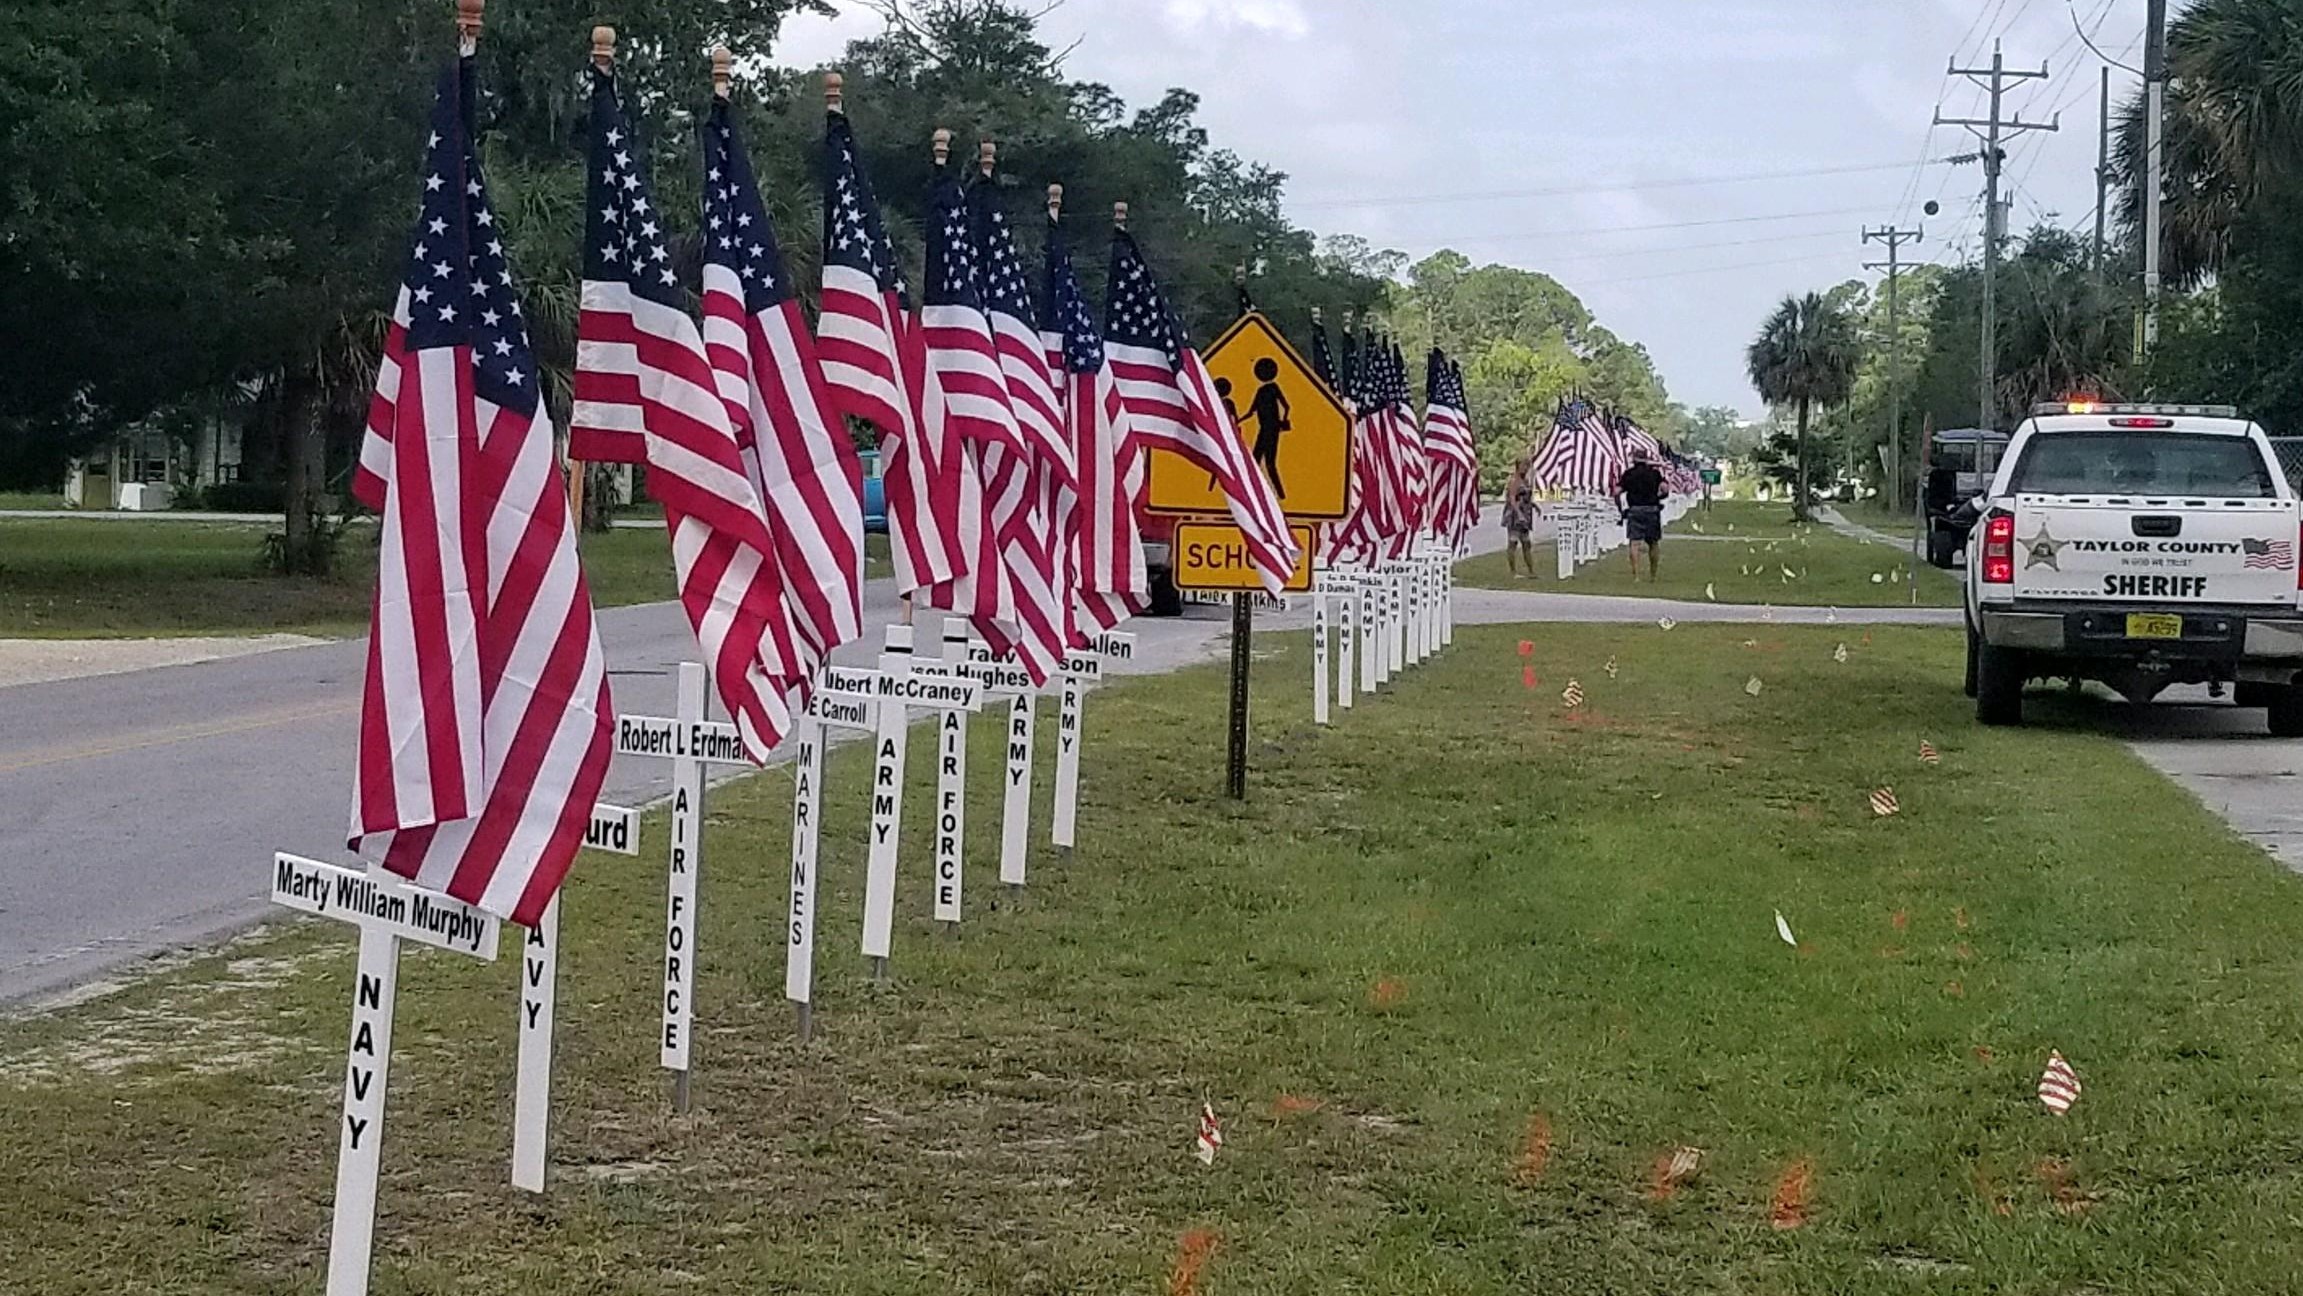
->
xmin=2269 ymin=687 xmax=2303 ymax=738
xmin=1963 ymin=625 xmax=1980 ymax=699
xmin=2236 ymin=682 xmax=2275 ymax=710
xmin=1975 ymin=642 xmax=2027 ymax=727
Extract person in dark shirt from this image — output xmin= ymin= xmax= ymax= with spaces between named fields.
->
xmin=1615 ymin=452 xmax=1668 ymax=581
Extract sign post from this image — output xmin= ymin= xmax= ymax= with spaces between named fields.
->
xmin=1051 ymin=631 xmax=1128 ymax=852
xmin=935 ymin=621 xmax=974 ymax=925
xmin=268 ymin=852 xmax=499 ymax=1296
xmin=509 ymin=801 xmax=636 ymax=1194
xmin=609 ymin=665 xmax=751 ymax=1110
xmin=1311 ymin=588 xmax=1331 ymax=726
xmin=861 ymin=626 xmax=983 ymax=978
xmin=787 ymin=665 xmax=879 ymax=1041
xmin=1334 ymin=575 xmax=1356 ymax=711
xmin=661 ymin=665 xmax=704 ymax=1112
xmin=1173 ymin=523 xmax=1314 ymax=800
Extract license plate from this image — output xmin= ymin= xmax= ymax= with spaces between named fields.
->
xmin=2126 ymin=613 xmax=2185 ymax=640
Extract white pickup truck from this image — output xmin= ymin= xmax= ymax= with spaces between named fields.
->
xmin=1954 ymin=402 xmax=2303 ymax=732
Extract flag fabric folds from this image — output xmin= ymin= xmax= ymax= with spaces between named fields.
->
xmin=571 ymin=66 xmax=796 ymax=762
xmin=350 ymin=58 xmax=612 ymax=926
xmin=1423 ymin=348 xmax=1477 ymax=551
xmin=1044 ymin=211 xmax=1147 ymax=632
xmin=1530 ymin=397 xmax=1625 ymax=495
xmin=816 ymin=108 xmax=969 ymax=598
xmin=1105 ymin=227 xmax=1298 ymax=594
xmin=916 ymin=157 xmax=1017 ymax=652
xmin=701 ymin=95 xmax=867 ymax=677
xmin=968 ymin=171 xmax=1076 ymax=679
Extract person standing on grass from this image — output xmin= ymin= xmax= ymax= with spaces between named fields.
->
xmin=1503 ymin=456 xmax=1537 ymax=578
xmin=1615 ymin=449 xmax=1668 ymax=582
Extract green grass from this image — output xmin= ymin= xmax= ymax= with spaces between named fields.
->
xmin=1834 ymin=498 xmax=1924 ymax=539
xmin=1461 ymin=517 xmax=1957 ymax=607
xmin=0 ymin=491 xmax=65 ymax=511
xmin=0 ymin=521 xmax=891 ymax=637
xmin=9 ymin=624 xmax=2303 ymax=1291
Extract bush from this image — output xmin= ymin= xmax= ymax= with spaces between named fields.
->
xmin=202 ymin=480 xmax=287 ymax=513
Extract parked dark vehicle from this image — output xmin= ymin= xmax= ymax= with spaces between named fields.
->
xmin=1922 ymin=428 xmax=2009 ymax=568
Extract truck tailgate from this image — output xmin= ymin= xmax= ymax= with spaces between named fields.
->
xmin=2011 ymin=495 xmax=2300 ymax=605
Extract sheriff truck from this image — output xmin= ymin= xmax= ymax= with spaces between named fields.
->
xmin=1949 ymin=402 xmax=2303 ymax=732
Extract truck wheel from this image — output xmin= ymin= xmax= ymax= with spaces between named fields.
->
xmin=1963 ymin=625 xmax=1980 ymax=699
xmin=2269 ymin=687 xmax=2303 ymax=738
xmin=2236 ymin=682 xmax=2274 ymax=709
xmin=1975 ymin=642 xmax=2027 ymax=727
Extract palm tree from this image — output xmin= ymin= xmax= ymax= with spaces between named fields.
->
xmin=2111 ymin=0 xmax=2303 ymax=287
xmin=1745 ymin=292 xmax=1860 ymax=520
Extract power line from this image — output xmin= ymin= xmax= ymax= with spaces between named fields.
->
xmin=1287 ymin=159 xmax=1938 ymax=212
xmin=1391 ymin=204 xmax=1883 ymax=248
xmin=1568 ymin=249 xmax=1860 ymax=289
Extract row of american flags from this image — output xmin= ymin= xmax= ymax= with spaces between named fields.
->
xmin=349 ymin=52 xmax=1483 ymax=929
xmin=1310 ymin=315 xmax=1484 ymax=566
xmin=1528 ymin=397 xmax=1703 ymax=498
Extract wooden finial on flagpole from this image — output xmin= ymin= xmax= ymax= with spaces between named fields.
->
xmin=978 ymin=139 xmax=998 ymax=180
xmin=711 ymin=46 xmax=732 ymax=99
xmin=1113 ymin=201 xmax=1130 ymax=230
xmin=1047 ymin=183 xmax=1064 ymax=222
xmin=456 ymin=0 xmax=485 ymax=49
xmin=591 ymin=25 xmax=615 ymax=73
xmin=932 ymin=128 xmax=952 ymax=167
xmin=824 ymin=71 xmax=845 ymax=114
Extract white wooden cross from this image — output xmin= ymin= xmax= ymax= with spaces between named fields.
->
xmin=860 ymin=623 xmax=983 ymax=979
xmin=268 ymin=852 xmax=499 ymax=1296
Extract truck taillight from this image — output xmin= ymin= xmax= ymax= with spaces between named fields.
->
xmin=1982 ymin=512 xmax=2016 ymax=585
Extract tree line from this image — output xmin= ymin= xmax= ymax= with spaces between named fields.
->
xmin=0 ymin=0 xmax=1684 ymax=521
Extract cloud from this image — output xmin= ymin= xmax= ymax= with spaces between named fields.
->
xmin=1159 ymin=0 xmax=1311 ymax=38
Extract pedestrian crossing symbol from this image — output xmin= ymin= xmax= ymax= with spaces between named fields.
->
xmin=1147 ymin=310 xmax=1351 ymax=520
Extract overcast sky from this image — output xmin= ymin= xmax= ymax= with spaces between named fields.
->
xmin=772 ymin=0 xmax=2151 ymax=418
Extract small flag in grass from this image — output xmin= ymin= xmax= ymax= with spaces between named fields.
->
xmin=2037 ymin=1051 xmax=2081 ymax=1115
xmin=1919 ymin=740 xmax=1941 ymax=765
xmin=1561 ymin=679 xmax=1584 ymax=709
xmin=1781 ymin=565 xmax=1798 ymax=580
xmin=1657 ymin=617 xmax=1678 ymax=631
xmin=1522 ymin=665 xmax=1538 ymax=691
xmin=1870 ymin=787 xmax=1900 ymax=817
xmin=1826 ymin=608 xmax=1839 ymax=624
xmin=1196 ymin=1103 xmax=1224 ymax=1163
xmin=1705 ymin=582 xmax=1717 ymax=601
xmin=1871 ymin=573 xmax=1886 ymax=584
xmin=1604 ymin=656 xmax=1619 ymax=679
xmin=1745 ymin=676 xmax=1764 ymax=697
xmin=1518 ymin=639 xmax=1534 ymax=657
xmin=1833 ymin=642 xmax=1849 ymax=664
xmin=1774 ymin=910 xmax=1797 ymax=946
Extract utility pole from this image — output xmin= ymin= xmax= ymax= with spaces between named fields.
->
xmin=2142 ymin=0 xmax=2168 ymax=352
xmin=2094 ymin=65 xmax=2110 ymax=280
xmin=1864 ymin=225 xmax=1923 ymax=511
xmin=1937 ymin=42 xmax=2057 ymax=431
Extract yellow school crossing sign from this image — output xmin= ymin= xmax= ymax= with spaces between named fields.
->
xmin=1147 ymin=311 xmax=1352 ymax=520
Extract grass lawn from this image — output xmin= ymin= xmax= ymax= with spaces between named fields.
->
xmin=10 ymin=624 xmax=2303 ymax=1291
xmin=1459 ymin=517 xmax=1957 ymax=608
xmin=1834 ymin=498 xmax=1924 ymax=539
xmin=0 ymin=491 xmax=65 ymax=510
xmin=0 ymin=521 xmax=891 ymax=637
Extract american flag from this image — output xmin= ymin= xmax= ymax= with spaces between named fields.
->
xmin=349 ymin=57 xmax=612 ymax=926
xmin=1309 ymin=313 xmax=1336 ymax=388
xmin=1105 ymin=225 xmax=1299 ymax=593
xmin=1043 ymin=204 xmax=1146 ymax=633
xmin=571 ymin=67 xmax=796 ymax=761
xmin=1422 ymin=349 xmax=1476 ymax=551
xmin=966 ymin=166 xmax=1076 ymax=680
xmin=917 ymin=156 xmax=1018 ymax=651
xmin=1529 ymin=398 xmax=1624 ymax=496
xmin=1870 ymin=787 xmax=1900 ymax=817
xmin=1385 ymin=339 xmax=1425 ymax=556
xmin=816 ymin=102 xmax=970 ymax=598
xmin=700 ymin=94 xmax=867 ymax=678
xmin=2037 ymin=1050 xmax=2081 ymax=1114
xmin=2243 ymin=536 xmax=2295 ymax=570
xmin=1195 ymin=1102 xmax=1224 ymax=1165
xmin=1328 ymin=326 xmax=1401 ymax=565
